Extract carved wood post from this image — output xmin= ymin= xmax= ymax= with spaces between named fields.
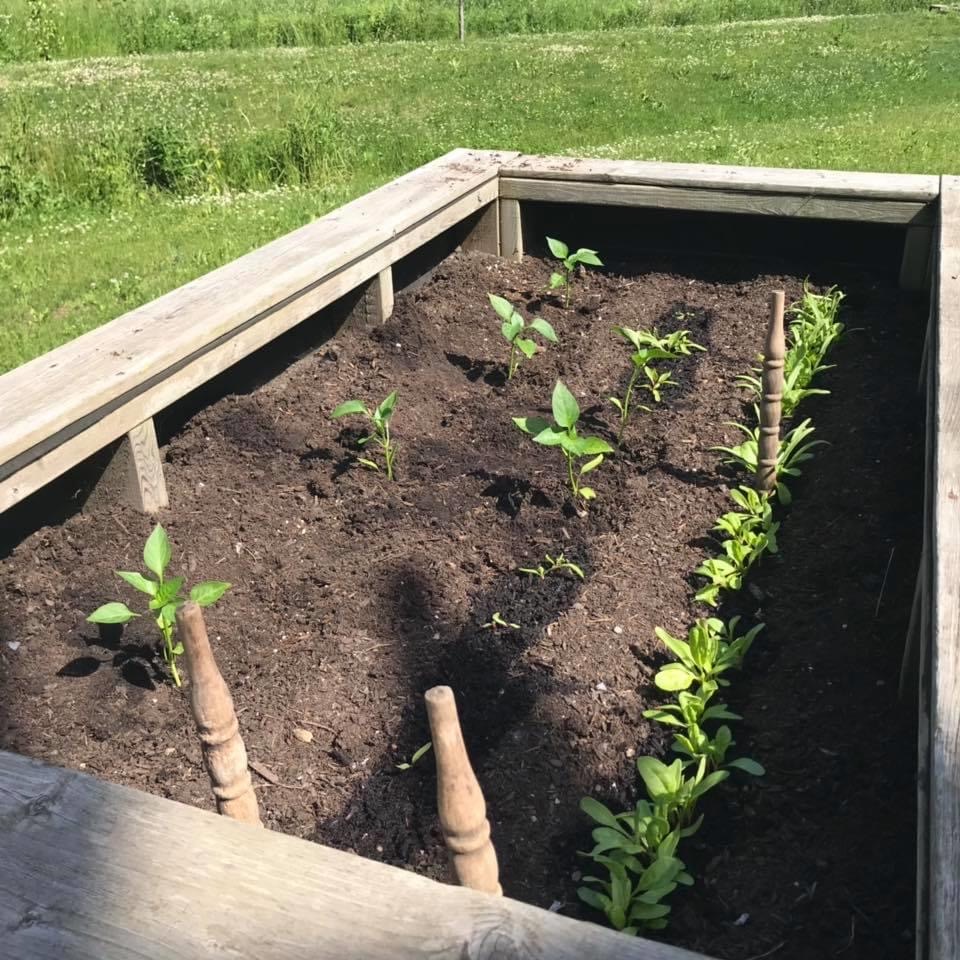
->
xmin=757 ymin=289 xmax=786 ymax=494
xmin=424 ymin=685 xmax=501 ymax=895
xmin=177 ymin=602 xmax=261 ymax=826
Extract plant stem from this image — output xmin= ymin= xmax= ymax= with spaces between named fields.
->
xmin=617 ymin=365 xmax=640 ymax=443
xmin=508 ymin=343 xmax=517 ymax=380
xmin=566 ymin=451 xmax=577 ymax=498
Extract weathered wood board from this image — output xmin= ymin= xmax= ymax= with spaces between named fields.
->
xmin=0 ymin=750 xmax=705 ymax=960
xmin=930 ymin=174 xmax=960 ymax=960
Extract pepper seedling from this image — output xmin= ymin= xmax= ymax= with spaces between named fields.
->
xmin=546 ymin=236 xmax=603 ymax=308
xmin=395 ymin=741 xmax=433 ymax=771
xmin=488 ymin=294 xmax=558 ymax=380
xmin=519 ymin=552 xmax=585 ymax=580
xmin=87 ymin=523 xmax=231 ymax=687
xmin=514 ymin=380 xmax=614 ymax=503
xmin=331 ymin=390 xmax=399 ymax=480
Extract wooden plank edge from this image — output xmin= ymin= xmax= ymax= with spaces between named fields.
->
xmin=0 ymin=750 xmax=708 ymax=960
xmin=0 ymin=149 xmax=517 ymax=468
xmin=502 ymin=155 xmax=940 ymax=201
xmin=930 ymin=174 xmax=960 ymax=960
xmin=0 ymin=182 xmax=495 ymax=512
xmin=499 ymin=177 xmax=933 ymax=225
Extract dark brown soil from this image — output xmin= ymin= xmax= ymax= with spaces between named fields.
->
xmin=0 ymin=248 xmax=922 ymax=960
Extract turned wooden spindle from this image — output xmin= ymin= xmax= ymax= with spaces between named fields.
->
xmin=424 ymin=685 xmax=501 ymax=895
xmin=176 ymin=602 xmax=262 ymax=826
xmin=757 ymin=289 xmax=786 ymax=494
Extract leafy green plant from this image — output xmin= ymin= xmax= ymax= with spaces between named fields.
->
xmin=636 ymin=754 xmax=728 ymax=830
xmin=670 ymin=722 xmax=764 ymax=776
xmin=395 ymin=740 xmax=432 ymax=771
xmin=736 ymin=284 xmax=845 ymax=417
xmin=653 ymin=617 xmax=763 ymax=692
xmin=86 ymin=524 xmax=230 ymax=687
xmin=331 ymin=390 xmax=398 ymax=480
xmin=482 ymin=612 xmax=519 ymax=630
xmin=488 ymin=293 xmax=558 ymax=380
xmin=609 ymin=327 xmax=704 ymax=440
xmin=519 ymin=552 xmax=585 ymax=580
xmin=712 ymin=414 xmax=825 ymax=504
xmin=513 ymin=380 xmax=614 ymax=504
xmin=693 ymin=555 xmax=744 ymax=607
xmin=546 ymin=236 xmax=602 ymax=307
xmin=643 ymin=680 xmax=741 ymax=730
xmin=578 ymin=823 xmax=692 ymax=933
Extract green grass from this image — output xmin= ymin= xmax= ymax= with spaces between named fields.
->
xmin=1 ymin=10 xmax=959 ymax=372
xmin=1 ymin=0 xmax=925 ymax=61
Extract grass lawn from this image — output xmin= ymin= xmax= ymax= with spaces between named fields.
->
xmin=1 ymin=10 xmax=958 ymax=372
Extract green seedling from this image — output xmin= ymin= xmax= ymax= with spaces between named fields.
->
xmin=609 ymin=327 xmax=704 ymax=441
xmin=670 ymin=722 xmax=765 ymax=776
xmin=653 ymin=617 xmax=763 ymax=692
xmin=331 ymin=390 xmax=398 ymax=480
xmin=87 ymin=523 xmax=230 ymax=687
xmin=644 ymin=681 xmax=741 ymax=730
xmin=693 ymin=556 xmax=743 ymax=607
xmin=395 ymin=741 xmax=432 ymax=771
xmin=712 ymin=415 xmax=825 ymax=504
xmin=514 ymin=380 xmax=614 ymax=503
xmin=637 ymin=754 xmax=728 ymax=830
xmin=546 ymin=236 xmax=602 ymax=307
xmin=736 ymin=284 xmax=844 ymax=417
xmin=488 ymin=293 xmax=558 ymax=380
xmin=483 ymin=612 xmax=519 ymax=630
xmin=578 ymin=830 xmax=692 ymax=933
xmin=519 ymin=552 xmax=585 ymax=580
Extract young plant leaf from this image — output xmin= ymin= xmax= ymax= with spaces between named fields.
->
xmin=143 ymin=524 xmax=171 ymax=580
xmin=190 ymin=581 xmax=232 ymax=607
xmin=87 ymin=602 xmax=140 ymax=625
xmin=488 ymin=293 xmax=516 ymax=322
xmin=529 ymin=318 xmax=558 ymax=343
xmin=546 ymin=236 xmax=569 ymax=260
xmin=116 ymin=571 xmax=157 ymax=596
xmin=331 ymin=399 xmax=368 ymax=418
xmin=551 ymin=381 xmax=580 ymax=429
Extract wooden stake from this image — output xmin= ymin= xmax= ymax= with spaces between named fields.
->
xmin=458 ymin=0 xmax=465 ymax=41
xmin=757 ymin=290 xmax=786 ymax=494
xmin=424 ymin=686 xmax=501 ymax=895
xmin=177 ymin=602 xmax=261 ymax=827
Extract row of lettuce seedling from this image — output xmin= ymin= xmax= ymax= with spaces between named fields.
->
xmin=577 ymin=284 xmax=845 ymax=934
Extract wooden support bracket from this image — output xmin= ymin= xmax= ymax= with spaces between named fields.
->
xmin=177 ymin=602 xmax=261 ymax=826
xmin=462 ymin=201 xmax=500 ymax=256
xmin=346 ymin=267 xmax=394 ymax=329
xmin=756 ymin=290 xmax=786 ymax=494
xmin=425 ymin=685 xmax=501 ymax=895
xmin=901 ymin=224 xmax=934 ymax=291
xmin=499 ymin=197 xmax=524 ymax=262
xmin=125 ymin=418 xmax=168 ymax=513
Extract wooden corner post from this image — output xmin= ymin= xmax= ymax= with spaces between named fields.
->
xmin=176 ymin=602 xmax=261 ymax=826
xmin=424 ymin=685 xmax=501 ymax=895
xmin=757 ymin=289 xmax=786 ymax=494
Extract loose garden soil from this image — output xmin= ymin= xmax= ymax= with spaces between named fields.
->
xmin=0 ymin=247 xmax=922 ymax=960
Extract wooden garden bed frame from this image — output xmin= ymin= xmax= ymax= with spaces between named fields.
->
xmin=0 ymin=151 xmax=955 ymax=960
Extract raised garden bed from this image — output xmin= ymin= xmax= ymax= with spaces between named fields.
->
xmin=0 ymin=154 xmax=956 ymax=960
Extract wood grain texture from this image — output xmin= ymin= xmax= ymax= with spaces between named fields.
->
xmin=757 ymin=291 xmax=785 ymax=493
xmin=499 ymin=178 xmax=933 ymax=225
xmin=462 ymin=201 xmax=500 ymax=255
xmin=178 ymin=602 xmax=260 ymax=826
xmin=930 ymin=174 xmax=960 ymax=960
xmin=0 ymin=164 xmax=509 ymax=513
xmin=499 ymin=197 xmax=524 ymax=262
xmin=0 ymin=750 xmax=706 ymax=960
xmin=425 ymin=685 xmax=501 ymax=895
xmin=0 ymin=149 xmax=516 ymax=485
xmin=501 ymin=155 xmax=940 ymax=201
xmin=124 ymin=418 xmax=168 ymax=514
